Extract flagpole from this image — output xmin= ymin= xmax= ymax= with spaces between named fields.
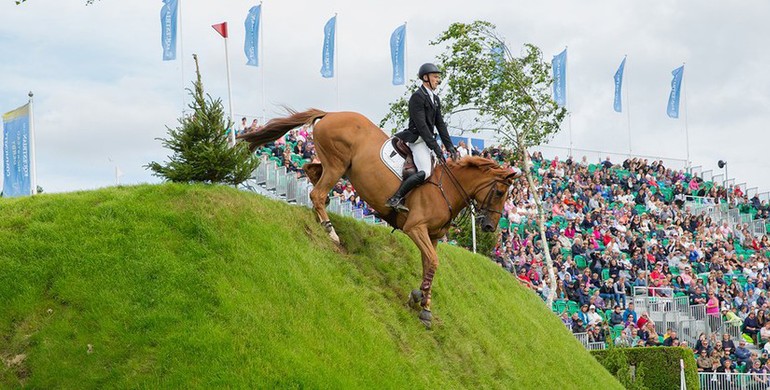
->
xmin=682 ymin=62 xmax=690 ymax=169
xmin=625 ymin=54 xmax=632 ymax=157
xmin=260 ymin=1 xmax=266 ymax=124
xmin=28 ymin=91 xmax=37 ymax=195
xmin=335 ymin=12 xmax=340 ymax=111
xmin=179 ymin=0 xmax=185 ymax=114
xmin=223 ymin=26 xmax=236 ymax=146
xmin=564 ymin=46 xmax=572 ymax=158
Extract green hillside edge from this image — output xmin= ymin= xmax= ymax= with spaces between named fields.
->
xmin=0 ymin=184 xmax=621 ymax=389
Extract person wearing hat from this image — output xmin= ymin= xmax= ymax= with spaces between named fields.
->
xmin=587 ymin=304 xmax=603 ymax=326
xmin=387 ymin=63 xmax=457 ymax=212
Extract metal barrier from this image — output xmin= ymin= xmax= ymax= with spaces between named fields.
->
xmin=243 ymin=160 xmax=386 ymax=226
xmin=586 ymin=342 xmax=606 ymax=351
xmin=573 ymin=332 xmax=589 ymax=348
xmin=699 ymin=372 xmax=770 ymax=390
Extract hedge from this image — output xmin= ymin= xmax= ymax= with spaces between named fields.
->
xmin=591 ymin=347 xmax=699 ymax=390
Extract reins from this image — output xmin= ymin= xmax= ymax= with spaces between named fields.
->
xmin=428 ymin=160 xmax=506 ymax=230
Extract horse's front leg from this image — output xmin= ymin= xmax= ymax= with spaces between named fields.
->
xmin=405 ymin=226 xmax=439 ymax=328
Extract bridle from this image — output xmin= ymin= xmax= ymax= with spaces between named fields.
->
xmin=427 ymin=161 xmax=509 ymax=229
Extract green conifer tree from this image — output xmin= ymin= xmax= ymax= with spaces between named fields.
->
xmin=147 ymin=54 xmax=258 ymax=185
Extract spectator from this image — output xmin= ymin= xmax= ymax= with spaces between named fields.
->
xmin=736 ymin=340 xmax=752 ymax=366
xmin=609 ymin=305 xmax=624 ymax=327
xmin=744 ymin=311 xmax=761 ymax=344
xmin=622 ymin=303 xmax=638 ymax=326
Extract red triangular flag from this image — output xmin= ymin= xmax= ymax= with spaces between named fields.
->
xmin=212 ymin=22 xmax=228 ymax=38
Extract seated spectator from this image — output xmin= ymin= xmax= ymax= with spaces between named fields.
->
xmin=622 ymin=303 xmax=638 ymax=326
xmin=572 ymin=318 xmax=586 ymax=334
xmin=587 ymin=305 xmax=603 ymax=326
xmin=744 ymin=311 xmax=761 ymax=344
xmin=736 ymin=339 xmax=752 ymax=366
xmin=609 ymin=305 xmax=624 ymax=327
xmin=614 ymin=329 xmax=632 ymax=347
xmin=697 ymin=350 xmax=713 ymax=372
xmin=663 ymin=330 xmax=678 ymax=346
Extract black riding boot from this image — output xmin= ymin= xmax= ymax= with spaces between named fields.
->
xmin=386 ymin=171 xmax=426 ymax=213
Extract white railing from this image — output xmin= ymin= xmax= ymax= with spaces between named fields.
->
xmin=699 ymin=372 xmax=770 ymax=390
xmin=245 ymin=159 xmax=386 ymax=226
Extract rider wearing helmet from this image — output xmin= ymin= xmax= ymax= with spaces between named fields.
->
xmin=386 ymin=63 xmax=458 ymax=213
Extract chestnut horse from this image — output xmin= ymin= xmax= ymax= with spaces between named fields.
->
xmin=238 ymin=109 xmax=516 ymax=326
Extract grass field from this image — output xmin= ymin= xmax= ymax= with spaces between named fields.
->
xmin=0 ymin=184 xmax=621 ymax=388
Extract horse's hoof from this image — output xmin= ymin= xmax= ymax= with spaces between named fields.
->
xmin=328 ymin=228 xmax=340 ymax=244
xmin=419 ymin=309 xmax=432 ymax=329
xmin=408 ymin=289 xmax=423 ymax=310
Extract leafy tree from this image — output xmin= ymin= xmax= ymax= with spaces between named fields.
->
xmin=447 ymin=214 xmax=497 ymax=256
xmin=382 ymin=21 xmax=567 ymax=306
xmin=147 ymin=54 xmax=258 ymax=186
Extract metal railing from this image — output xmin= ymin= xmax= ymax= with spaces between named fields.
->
xmin=699 ymin=372 xmax=770 ymax=390
xmin=245 ymin=159 xmax=386 ymax=227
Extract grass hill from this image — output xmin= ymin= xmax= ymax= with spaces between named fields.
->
xmin=0 ymin=184 xmax=621 ymax=389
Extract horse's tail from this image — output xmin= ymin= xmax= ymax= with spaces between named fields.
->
xmin=237 ymin=108 xmax=327 ymax=151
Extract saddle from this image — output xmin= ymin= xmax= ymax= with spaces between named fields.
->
xmin=391 ymin=137 xmax=417 ymax=178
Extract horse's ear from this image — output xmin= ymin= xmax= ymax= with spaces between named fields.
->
xmin=504 ymin=171 xmax=522 ymax=182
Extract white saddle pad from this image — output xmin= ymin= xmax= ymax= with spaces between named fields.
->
xmin=380 ymin=138 xmax=406 ymax=180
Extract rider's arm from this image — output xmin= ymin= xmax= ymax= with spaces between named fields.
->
xmin=408 ymin=93 xmax=440 ymax=152
xmin=434 ymin=97 xmax=454 ymax=152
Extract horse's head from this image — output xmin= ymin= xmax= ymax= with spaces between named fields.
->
xmin=451 ymin=157 xmax=519 ymax=233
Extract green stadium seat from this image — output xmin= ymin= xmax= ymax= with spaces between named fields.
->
xmin=575 ymin=255 xmax=587 ymax=269
xmin=602 ymin=268 xmax=610 ymax=281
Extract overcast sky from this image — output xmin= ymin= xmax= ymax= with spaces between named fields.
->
xmin=1 ymin=0 xmax=769 ymax=193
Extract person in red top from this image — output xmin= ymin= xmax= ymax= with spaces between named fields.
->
xmin=650 ymin=263 xmax=665 ymax=282
xmin=637 ymin=312 xmax=651 ymax=329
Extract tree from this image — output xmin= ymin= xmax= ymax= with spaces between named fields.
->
xmin=146 ymin=54 xmax=258 ymax=186
xmin=382 ymin=21 xmax=567 ymax=306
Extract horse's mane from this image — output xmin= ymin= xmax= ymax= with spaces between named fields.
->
xmin=452 ymin=156 xmax=503 ymax=172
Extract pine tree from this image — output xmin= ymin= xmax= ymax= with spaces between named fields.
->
xmin=147 ymin=54 xmax=258 ymax=185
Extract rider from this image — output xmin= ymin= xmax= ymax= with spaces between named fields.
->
xmin=386 ymin=63 xmax=458 ymax=213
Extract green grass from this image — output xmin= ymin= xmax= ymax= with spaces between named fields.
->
xmin=0 ymin=184 xmax=621 ymax=389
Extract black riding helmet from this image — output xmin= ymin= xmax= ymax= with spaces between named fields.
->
xmin=418 ymin=63 xmax=441 ymax=81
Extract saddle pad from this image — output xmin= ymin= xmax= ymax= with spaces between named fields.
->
xmin=380 ymin=137 xmax=405 ymax=180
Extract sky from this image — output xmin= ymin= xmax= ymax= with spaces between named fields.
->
xmin=1 ymin=0 xmax=769 ymax=194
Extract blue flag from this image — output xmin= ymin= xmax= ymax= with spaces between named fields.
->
xmin=244 ymin=5 xmax=261 ymax=66
xmin=667 ymin=65 xmax=684 ymax=118
xmin=613 ymin=57 xmax=626 ymax=113
xmin=320 ymin=15 xmax=336 ymax=78
xmin=552 ymin=48 xmax=567 ymax=107
xmin=390 ymin=24 xmax=406 ymax=85
xmin=160 ymin=0 xmax=178 ymax=61
xmin=2 ymin=104 xmax=32 ymax=197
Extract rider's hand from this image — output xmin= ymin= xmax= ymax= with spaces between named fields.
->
xmin=435 ymin=148 xmax=447 ymax=164
xmin=449 ymin=148 xmax=459 ymax=161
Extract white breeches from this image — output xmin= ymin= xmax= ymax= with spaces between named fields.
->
xmin=409 ymin=138 xmax=434 ymax=179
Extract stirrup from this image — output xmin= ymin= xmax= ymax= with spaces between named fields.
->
xmin=387 ymin=197 xmax=409 ymax=213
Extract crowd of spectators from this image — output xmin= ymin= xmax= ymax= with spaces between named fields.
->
xmin=252 ymin=124 xmax=770 ymax=366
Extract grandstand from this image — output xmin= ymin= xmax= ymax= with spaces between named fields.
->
xmin=244 ymin=125 xmax=770 ymax=385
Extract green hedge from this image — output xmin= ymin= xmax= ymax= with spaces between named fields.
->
xmin=591 ymin=347 xmax=699 ymax=390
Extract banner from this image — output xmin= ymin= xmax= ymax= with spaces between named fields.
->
xmin=2 ymin=104 xmax=32 ymax=197
xmin=667 ymin=65 xmax=684 ymax=118
xmin=320 ymin=15 xmax=336 ymax=78
xmin=390 ymin=24 xmax=406 ymax=85
xmin=613 ymin=57 xmax=626 ymax=113
xmin=552 ymin=48 xmax=567 ymax=107
xmin=160 ymin=0 xmax=178 ymax=61
xmin=244 ymin=5 xmax=261 ymax=66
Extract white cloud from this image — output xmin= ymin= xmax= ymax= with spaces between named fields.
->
xmin=0 ymin=0 xmax=768 ymax=193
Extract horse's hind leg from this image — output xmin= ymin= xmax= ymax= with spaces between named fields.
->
xmin=309 ymin=164 xmax=345 ymax=244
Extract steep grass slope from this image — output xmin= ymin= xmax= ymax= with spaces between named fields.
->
xmin=0 ymin=184 xmax=621 ymax=389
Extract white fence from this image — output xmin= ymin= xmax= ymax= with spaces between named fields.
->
xmin=247 ymin=158 xmax=386 ymax=226
xmin=699 ymin=372 xmax=770 ymax=390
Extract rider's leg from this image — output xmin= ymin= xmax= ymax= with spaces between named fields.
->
xmin=386 ymin=171 xmax=425 ymax=212
xmin=386 ymin=141 xmax=432 ymax=212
